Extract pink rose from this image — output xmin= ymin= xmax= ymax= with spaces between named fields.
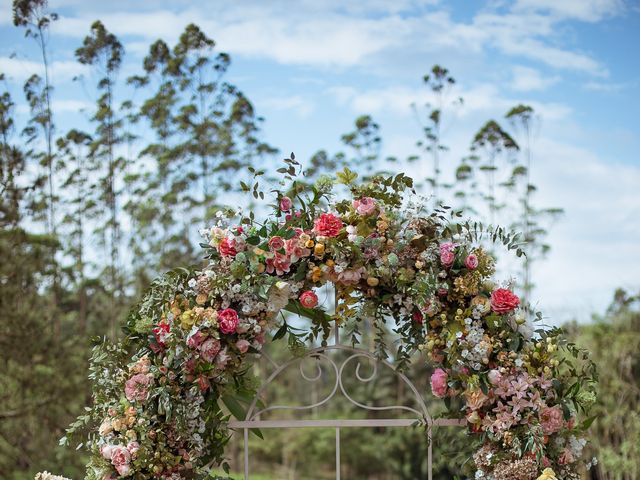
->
xmin=490 ymin=288 xmax=520 ymax=314
xmin=280 ymin=196 xmax=293 ymax=211
xmin=215 ymin=348 xmax=230 ymax=370
xmin=236 ymin=339 xmax=251 ymax=354
xmin=352 ymin=197 xmax=377 ymax=216
xmin=268 ymin=235 xmax=285 ymax=251
xmin=218 ymin=237 xmax=237 ymax=257
xmin=110 ymin=445 xmax=131 ymax=476
xmin=200 ymin=338 xmax=221 ymax=362
xmin=464 ymin=254 xmax=478 ymax=270
xmin=124 ymin=373 xmax=153 ymax=402
xmin=313 ymin=213 xmax=343 ymax=237
xmin=299 ymin=290 xmax=319 ymax=309
xmin=126 ymin=441 xmax=140 ymax=457
xmin=487 ymin=369 xmax=502 ymax=386
xmin=187 ymin=330 xmax=205 ymax=348
xmin=218 ymin=308 xmax=239 ymax=334
xmin=430 ymin=368 xmax=448 ymax=398
xmin=439 ymin=242 xmax=456 ymax=267
xmin=101 ymin=444 xmax=115 ymax=460
xmin=558 ymin=448 xmax=575 ymax=465
xmin=540 ymin=405 xmax=564 ymax=435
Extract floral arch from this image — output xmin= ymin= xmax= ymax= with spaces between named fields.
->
xmin=63 ymin=162 xmax=597 ymax=480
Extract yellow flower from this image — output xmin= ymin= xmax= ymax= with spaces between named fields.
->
xmin=366 ymin=277 xmax=379 ymax=287
xmin=537 ymin=468 xmax=557 ymax=480
xmin=311 ymin=266 xmax=323 ymax=283
xmin=180 ymin=310 xmax=195 ymax=330
xmin=314 ymin=243 xmax=325 ymax=256
xmin=305 ymin=239 xmax=315 ymax=248
xmin=196 ymin=293 xmax=208 ymax=305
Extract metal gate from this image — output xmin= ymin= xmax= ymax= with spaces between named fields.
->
xmin=228 ymin=322 xmax=465 ymax=479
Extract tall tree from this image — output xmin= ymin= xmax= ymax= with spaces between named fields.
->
xmin=12 ymin=0 xmax=58 ymax=236
xmin=56 ymin=129 xmax=93 ymax=333
xmin=470 ymin=119 xmax=519 ymax=227
xmin=505 ymin=105 xmax=563 ymax=306
xmin=340 ymin=114 xmax=382 ymax=177
xmin=413 ymin=65 xmax=460 ymax=205
xmin=75 ymin=20 xmax=125 ymax=339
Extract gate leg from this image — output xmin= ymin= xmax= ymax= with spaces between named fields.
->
xmin=244 ymin=428 xmax=249 ymax=480
xmin=336 ymin=427 xmax=341 ymax=480
xmin=427 ymin=425 xmax=433 ymax=480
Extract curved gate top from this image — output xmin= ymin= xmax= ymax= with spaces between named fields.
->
xmin=228 ymin=320 xmax=464 ymax=480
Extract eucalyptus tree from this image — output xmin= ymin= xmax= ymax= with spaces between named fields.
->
xmin=170 ymin=24 xmax=236 ymax=223
xmin=126 ymin=39 xmax=182 ymax=280
xmin=12 ymin=0 xmax=58 ymax=236
xmin=412 ymin=65 xmax=461 ymax=205
xmin=505 ymin=105 xmax=563 ymax=305
xmin=470 ymin=119 xmax=519 ymax=227
xmin=75 ymin=20 xmax=125 ymax=339
xmin=56 ymin=129 xmax=93 ymax=333
xmin=340 ymin=114 xmax=383 ymax=177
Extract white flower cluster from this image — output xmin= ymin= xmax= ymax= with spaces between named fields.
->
xmin=460 ymin=318 xmax=491 ymax=371
xmin=35 ymin=473 xmax=71 ymax=480
xmin=568 ymin=435 xmax=587 ymax=459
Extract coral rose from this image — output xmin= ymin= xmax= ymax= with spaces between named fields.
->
xmin=268 ymin=236 xmax=285 ymax=251
xmin=313 ymin=213 xmax=343 ymax=237
xmin=490 ymin=288 xmax=520 ymax=314
xmin=299 ymin=290 xmax=319 ymax=309
xmin=218 ymin=308 xmax=239 ymax=334
xmin=218 ymin=237 xmax=237 ymax=257
xmin=430 ymin=368 xmax=448 ymax=398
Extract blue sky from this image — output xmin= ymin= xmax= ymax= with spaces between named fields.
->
xmin=1 ymin=0 xmax=639 ymax=323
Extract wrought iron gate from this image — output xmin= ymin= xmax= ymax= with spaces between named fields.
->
xmin=228 ymin=323 xmax=465 ymax=479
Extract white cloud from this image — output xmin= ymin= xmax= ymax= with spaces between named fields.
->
xmin=528 ymin=138 xmax=640 ymax=322
xmin=327 ymin=82 xmax=572 ymax=121
xmin=583 ymin=80 xmax=634 ymax=92
xmin=0 ymin=0 xmax=11 ymax=25
xmin=259 ymin=95 xmax=314 ymax=118
xmin=511 ymin=66 xmax=560 ymax=92
xmin=42 ymin=1 xmax=616 ymax=76
xmin=514 ymin=0 xmax=625 ymax=22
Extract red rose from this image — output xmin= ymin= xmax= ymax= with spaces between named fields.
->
xmin=313 ymin=213 xmax=343 ymax=237
xmin=412 ymin=311 xmax=424 ymax=324
xmin=490 ymin=288 xmax=520 ymax=314
xmin=299 ymin=290 xmax=319 ymax=309
xmin=218 ymin=237 xmax=237 ymax=257
xmin=218 ymin=308 xmax=239 ymax=334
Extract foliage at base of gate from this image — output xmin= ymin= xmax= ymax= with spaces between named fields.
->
xmin=65 ymin=161 xmax=597 ymax=480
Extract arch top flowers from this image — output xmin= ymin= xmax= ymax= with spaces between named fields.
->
xmin=65 ymin=163 xmax=597 ymax=480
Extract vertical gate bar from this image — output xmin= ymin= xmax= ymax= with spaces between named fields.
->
xmin=243 ymin=428 xmax=249 ymax=480
xmin=335 ymin=427 xmax=341 ymax=480
xmin=427 ymin=425 xmax=433 ymax=480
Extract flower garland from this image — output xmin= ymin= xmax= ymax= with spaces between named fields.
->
xmin=64 ymin=169 xmax=597 ymax=480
